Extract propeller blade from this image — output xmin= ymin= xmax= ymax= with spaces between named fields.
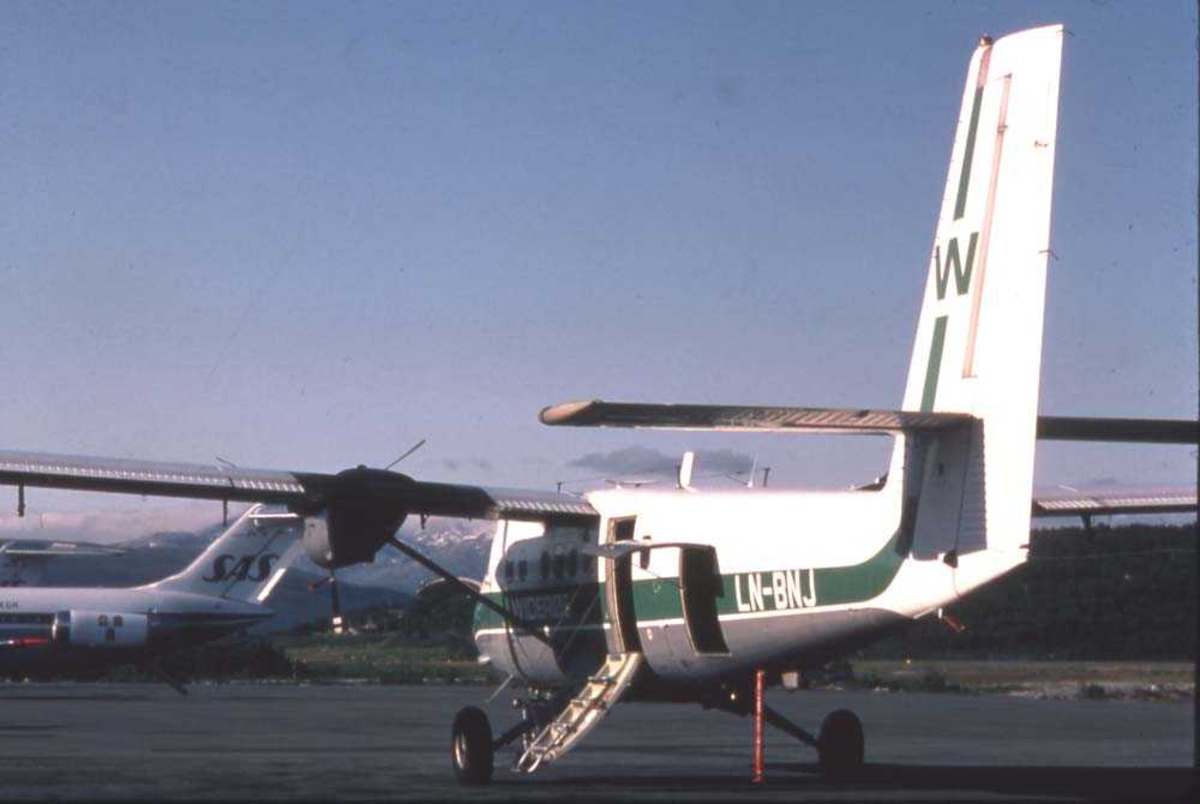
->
xmin=329 ymin=571 xmax=345 ymax=635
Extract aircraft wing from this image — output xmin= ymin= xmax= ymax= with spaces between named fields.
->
xmin=0 ymin=449 xmax=593 ymax=523
xmin=0 ymin=450 xmax=309 ymax=503
xmin=541 ymin=400 xmax=1199 ymax=444
xmin=1031 ymin=486 xmax=1197 ymax=519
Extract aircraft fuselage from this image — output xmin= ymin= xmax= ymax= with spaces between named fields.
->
xmin=0 ymin=586 xmax=272 ymax=675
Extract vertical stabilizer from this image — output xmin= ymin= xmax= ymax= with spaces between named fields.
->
xmin=897 ymin=26 xmax=1064 ymax=594
xmin=143 ymin=505 xmax=304 ymax=603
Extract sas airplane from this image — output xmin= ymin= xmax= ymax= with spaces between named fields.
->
xmin=0 ymin=505 xmax=303 ymax=692
xmin=0 ymin=24 xmax=1193 ymax=782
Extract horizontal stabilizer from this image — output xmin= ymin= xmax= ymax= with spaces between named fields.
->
xmin=0 ymin=539 xmax=124 ymax=557
xmin=541 ymin=401 xmax=1200 ymax=446
xmin=1036 ymin=416 xmax=1199 ymax=444
xmin=540 ymin=400 xmax=972 ymax=434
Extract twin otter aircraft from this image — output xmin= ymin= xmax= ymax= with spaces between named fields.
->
xmin=0 ymin=25 xmax=1194 ymax=783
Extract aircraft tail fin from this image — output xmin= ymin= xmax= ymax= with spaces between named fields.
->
xmin=899 ymin=26 xmax=1064 ymax=592
xmin=144 ymin=505 xmax=304 ymax=603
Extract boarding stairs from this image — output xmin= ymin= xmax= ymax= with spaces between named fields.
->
xmin=515 ymin=651 xmax=643 ymax=774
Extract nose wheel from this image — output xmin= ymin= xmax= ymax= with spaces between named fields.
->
xmin=451 ymin=707 xmax=494 ymax=786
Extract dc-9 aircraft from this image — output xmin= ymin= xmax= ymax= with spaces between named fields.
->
xmin=0 ymin=505 xmax=303 ymax=692
xmin=0 ymin=24 xmax=1194 ymax=783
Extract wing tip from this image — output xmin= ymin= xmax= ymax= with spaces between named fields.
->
xmin=540 ymin=400 xmax=601 ymax=426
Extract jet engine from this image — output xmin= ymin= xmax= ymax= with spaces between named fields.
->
xmin=51 ymin=610 xmax=149 ymax=648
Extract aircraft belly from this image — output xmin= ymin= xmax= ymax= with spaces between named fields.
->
xmin=639 ymin=607 xmax=907 ymax=685
xmin=475 ymin=627 xmax=607 ymax=687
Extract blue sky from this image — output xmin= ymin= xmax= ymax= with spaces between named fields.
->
xmin=0 ymin=1 xmax=1193 ymax=524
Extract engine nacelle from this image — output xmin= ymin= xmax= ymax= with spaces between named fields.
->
xmin=52 ymin=610 xmax=149 ymax=648
xmin=301 ymin=474 xmax=409 ymax=570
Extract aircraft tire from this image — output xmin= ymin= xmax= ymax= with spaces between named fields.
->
xmin=817 ymin=709 xmax=864 ymax=777
xmin=451 ymin=706 xmax=494 ymax=786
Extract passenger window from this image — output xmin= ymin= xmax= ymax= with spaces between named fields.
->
xmin=518 ymin=559 xmax=527 ymax=580
xmin=540 ymin=552 xmax=550 ymax=580
xmin=504 ymin=560 xmax=513 ymax=580
xmin=567 ymin=549 xmax=578 ymax=577
xmin=552 ymin=553 xmax=564 ymax=579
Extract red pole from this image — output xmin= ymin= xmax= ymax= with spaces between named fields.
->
xmin=752 ymin=668 xmax=765 ymax=784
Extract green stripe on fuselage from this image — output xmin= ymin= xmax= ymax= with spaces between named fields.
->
xmin=474 ymin=532 xmax=905 ymax=631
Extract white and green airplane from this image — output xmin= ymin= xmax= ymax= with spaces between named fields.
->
xmin=0 ymin=24 xmax=1193 ymax=784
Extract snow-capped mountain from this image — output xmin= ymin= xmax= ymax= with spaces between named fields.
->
xmin=338 ymin=517 xmax=495 ymax=591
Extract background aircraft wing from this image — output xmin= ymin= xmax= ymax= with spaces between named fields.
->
xmin=1031 ymin=486 xmax=1197 ymax=519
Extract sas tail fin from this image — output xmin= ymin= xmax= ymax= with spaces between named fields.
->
xmin=143 ymin=504 xmax=304 ymax=603
xmin=899 ymin=26 xmax=1064 ymax=591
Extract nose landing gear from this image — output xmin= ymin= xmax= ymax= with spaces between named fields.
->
xmin=450 ymin=707 xmax=494 ymax=786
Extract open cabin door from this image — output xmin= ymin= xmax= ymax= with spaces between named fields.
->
xmin=604 ymin=517 xmax=642 ymax=654
xmin=679 ymin=546 xmax=729 ymax=654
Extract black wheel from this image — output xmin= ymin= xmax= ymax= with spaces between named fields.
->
xmin=817 ymin=709 xmax=864 ymax=777
xmin=451 ymin=706 xmax=494 ymax=786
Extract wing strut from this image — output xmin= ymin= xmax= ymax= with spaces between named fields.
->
xmin=384 ymin=537 xmax=553 ymax=648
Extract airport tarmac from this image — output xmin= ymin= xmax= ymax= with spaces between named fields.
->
xmin=0 ymin=682 xmax=1192 ymax=801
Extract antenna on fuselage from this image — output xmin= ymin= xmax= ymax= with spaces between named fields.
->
xmin=384 ymin=438 xmax=428 ymax=471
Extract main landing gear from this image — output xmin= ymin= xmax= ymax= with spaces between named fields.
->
xmin=817 ymin=709 xmax=865 ymax=776
xmin=709 ymin=678 xmax=866 ymax=780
